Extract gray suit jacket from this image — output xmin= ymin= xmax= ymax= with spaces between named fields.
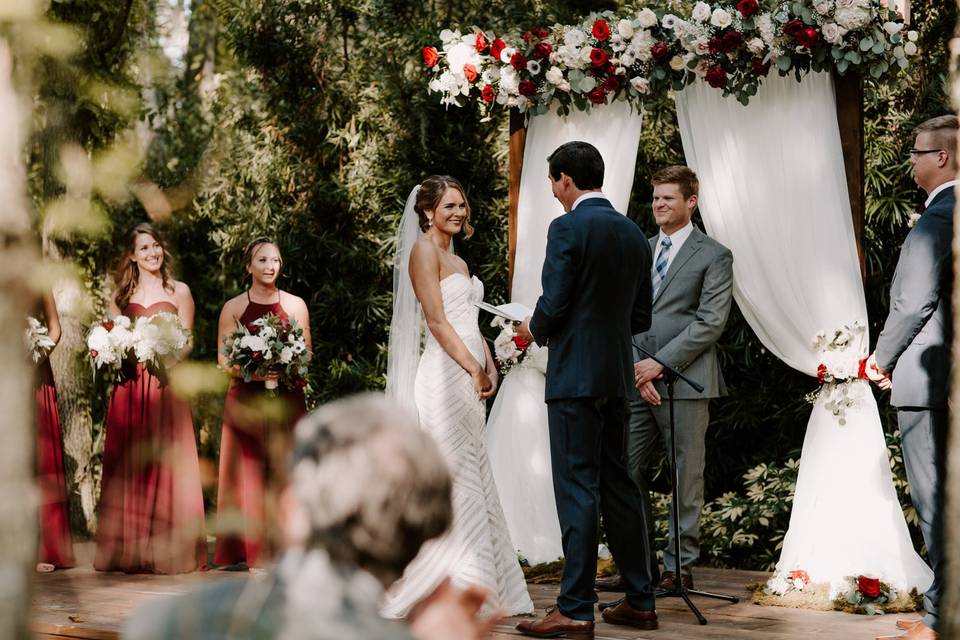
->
xmin=874 ymin=187 xmax=955 ymax=409
xmin=632 ymin=226 xmax=734 ymax=400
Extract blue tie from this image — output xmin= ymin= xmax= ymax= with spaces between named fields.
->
xmin=652 ymin=236 xmax=672 ymax=297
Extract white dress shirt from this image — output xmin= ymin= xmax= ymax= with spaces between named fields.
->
xmin=925 ymin=179 xmax=957 ymax=208
xmin=653 ymin=221 xmax=695 ymax=275
xmin=571 ymin=191 xmax=606 ymax=211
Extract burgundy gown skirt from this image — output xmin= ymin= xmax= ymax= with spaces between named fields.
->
xmin=94 ymin=360 xmax=207 ymax=574
xmin=36 ymin=361 xmax=75 ymax=568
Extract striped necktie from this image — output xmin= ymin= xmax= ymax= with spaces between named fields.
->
xmin=652 ymin=236 xmax=672 ymax=297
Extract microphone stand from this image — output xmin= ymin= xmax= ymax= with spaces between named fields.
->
xmin=628 ymin=343 xmax=739 ymax=624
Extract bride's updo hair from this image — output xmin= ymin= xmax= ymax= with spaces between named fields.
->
xmin=414 ymin=175 xmax=474 ymax=239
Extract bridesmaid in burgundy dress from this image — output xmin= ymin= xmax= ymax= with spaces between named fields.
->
xmin=214 ymin=237 xmax=311 ymax=569
xmin=35 ymin=293 xmax=75 ymax=572
xmin=94 ymin=223 xmax=207 ymax=574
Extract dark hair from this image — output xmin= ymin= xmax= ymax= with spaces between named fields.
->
xmin=113 ymin=223 xmax=175 ymax=311
xmin=651 ymin=165 xmax=700 ymax=200
xmin=243 ymin=236 xmax=282 ymax=282
xmin=414 ymin=175 xmax=474 ymax=239
xmin=547 ymin=141 xmax=605 ymax=190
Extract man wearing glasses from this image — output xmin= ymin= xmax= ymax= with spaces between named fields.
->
xmin=867 ymin=114 xmax=957 ymax=640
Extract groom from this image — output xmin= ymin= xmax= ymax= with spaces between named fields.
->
xmin=867 ymin=115 xmax=957 ymax=640
xmin=516 ymin=141 xmax=658 ymax=637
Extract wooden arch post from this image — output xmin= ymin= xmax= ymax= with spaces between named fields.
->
xmin=507 ymin=107 xmax=527 ymax=295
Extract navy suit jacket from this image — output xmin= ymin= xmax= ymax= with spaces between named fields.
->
xmin=875 ymin=186 xmax=955 ymax=408
xmin=529 ymin=196 xmax=652 ymax=401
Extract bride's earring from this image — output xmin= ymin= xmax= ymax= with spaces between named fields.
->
xmin=427 ymin=218 xmax=433 ymax=227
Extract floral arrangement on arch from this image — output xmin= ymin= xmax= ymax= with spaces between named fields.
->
xmin=421 ymin=0 xmax=917 ymax=111
xmin=838 ymin=575 xmax=897 ymax=615
xmin=804 ymin=320 xmax=870 ymax=425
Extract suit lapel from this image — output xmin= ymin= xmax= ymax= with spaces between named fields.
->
xmin=653 ymin=228 xmax=704 ymax=305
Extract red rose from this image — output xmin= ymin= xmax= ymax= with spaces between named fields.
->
xmin=705 ymin=64 xmax=727 ymax=88
xmin=797 ymin=26 xmax=820 ymax=48
xmin=294 ymin=377 xmax=307 ymax=388
xmin=490 ymin=38 xmax=506 ymax=60
xmin=533 ymin=27 xmax=549 ymax=39
xmin=480 ymin=84 xmax=496 ymax=102
xmin=650 ymin=41 xmax=670 ymax=62
xmin=532 ymin=41 xmax=553 ymax=60
xmin=475 ymin=32 xmax=489 ymax=53
xmin=589 ymin=47 xmax=608 ymax=67
xmin=463 ymin=63 xmax=478 ymax=83
xmin=857 ymin=358 xmax=869 ymax=380
xmin=603 ymin=74 xmax=621 ymax=91
xmin=510 ymin=51 xmax=528 ymax=71
xmin=422 ymin=46 xmax=440 ymax=68
xmin=587 ymin=86 xmax=607 ymax=105
xmin=522 ymin=30 xmax=533 ymax=43
xmin=592 ymin=19 xmax=610 ymax=41
xmin=518 ymin=80 xmax=537 ymax=97
xmin=721 ymin=31 xmax=743 ymax=53
xmin=252 ymin=351 xmax=263 ymax=361
xmin=512 ymin=336 xmax=531 ymax=351
xmin=751 ymin=57 xmax=771 ymax=76
xmin=857 ymin=576 xmax=882 ymax=599
xmin=816 ymin=363 xmax=828 ymax=384
xmin=789 ymin=570 xmax=810 ymax=584
xmin=707 ymin=36 xmax=724 ymax=54
xmin=102 ymin=319 xmax=114 ymax=331
xmin=736 ymin=0 xmax=759 ymax=17
xmin=784 ymin=19 xmax=805 ymax=39
xmin=89 ymin=349 xmax=98 ymax=359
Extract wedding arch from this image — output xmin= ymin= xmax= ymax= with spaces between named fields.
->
xmin=419 ymin=0 xmax=933 ymax=607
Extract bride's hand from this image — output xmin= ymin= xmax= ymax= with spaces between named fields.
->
xmin=485 ymin=366 xmax=499 ymax=397
xmin=471 ymin=369 xmax=494 ymax=400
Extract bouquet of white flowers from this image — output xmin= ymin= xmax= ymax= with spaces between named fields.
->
xmin=86 ymin=312 xmax=189 ymax=385
xmin=222 ymin=313 xmax=310 ymax=393
xmin=805 ymin=320 xmax=869 ymax=425
xmin=490 ymin=316 xmax=533 ymax=376
xmin=26 ymin=316 xmax=56 ymax=363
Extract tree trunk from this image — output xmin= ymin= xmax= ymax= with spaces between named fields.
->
xmin=0 ymin=39 xmax=41 ymax=639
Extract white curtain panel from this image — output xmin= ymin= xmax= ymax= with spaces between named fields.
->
xmin=675 ymin=72 xmax=931 ymax=593
xmin=510 ymin=100 xmax=644 ymax=307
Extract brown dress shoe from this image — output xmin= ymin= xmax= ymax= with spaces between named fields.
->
xmin=601 ymin=599 xmax=658 ymax=630
xmin=516 ymin=607 xmax=595 ymax=639
xmin=876 ymin=621 xmax=939 ymax=640
xmin=658 ymin=570 xmax=694 ymax=591
xmin=594 ymin=573 xmax=625 ymax=592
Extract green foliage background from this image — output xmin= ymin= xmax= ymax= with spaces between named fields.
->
xmin=24 ymin=0 xmax=956 ymax=565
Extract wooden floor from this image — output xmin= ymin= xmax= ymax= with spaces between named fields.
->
xmin=32 ymin=546 xmax=916 ymax=639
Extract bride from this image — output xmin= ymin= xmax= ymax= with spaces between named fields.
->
xmin=383 ymin=175 xmax=533 ymax=618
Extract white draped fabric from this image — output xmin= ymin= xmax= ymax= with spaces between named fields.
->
xmin=675 ymin=71 xmax=931 ymax=595
xmin=486 ymin=101 xmax=643 ymax=566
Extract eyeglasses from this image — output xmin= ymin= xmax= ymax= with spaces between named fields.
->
xmin=909 ymin=148 xmax=944 ymax=157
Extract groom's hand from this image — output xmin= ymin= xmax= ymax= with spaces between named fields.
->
xmin=516 ymin=317 xmax=533 ymax=343
xmin=634 ymin=358 xmax=664 ymax=386
xmin=637 ymin=381 xmax=662 ymax=406
xmin=865 ymin=353 xmax=892 ymax=390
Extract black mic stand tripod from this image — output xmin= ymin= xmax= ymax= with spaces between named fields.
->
xmin=601 ymin=343 xmax=739 ymax=625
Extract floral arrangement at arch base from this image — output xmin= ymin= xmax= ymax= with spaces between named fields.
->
xmin=422 ymin=0 xmax=918 ymax=112
xmin=754 ymin=570 xmax=922 ymax=613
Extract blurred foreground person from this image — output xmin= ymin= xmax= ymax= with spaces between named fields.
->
xmin=126 ymin=393 xmax=501 ymax=640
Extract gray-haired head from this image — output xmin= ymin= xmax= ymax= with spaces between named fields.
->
xmin=289 ymin=393 xmax=452 ymax=586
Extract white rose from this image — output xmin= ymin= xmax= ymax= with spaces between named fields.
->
xmin=821 ymin=23 xmax=843 ymax=44
xmin=904 ymin=41 xmax=917 ymax=55
xmin=557 ymin=80 xmax=571 ymax=92
xmin=579 ymin=47 xmax=594 ymax=65
xmin=564 ymin=28 xmax=587 ymax=48
xmin=710 ymin=8 xmax=732 ymax=28
xmin=813 ymin=0 xmax=834 ymax=15
xmin=694 ymin=37 xmax=710 ymax=54
xmin=835 ymin=6 xmax=871 ymax=30
xmin=240 ymin=335 xmax=268 ymax=353
xmin=747 ymin=37 xmax=765 ymax=54
xmin=630 ymin=76 xmax=650 ymax=94
xmin=545 ymin=66 xmax=564 ymax=84
xmin=692 ymin=2 xmax=712 ymax=22
xmin=637 ymin=8 xmax=658 ymax=28
xmin=114 ymin=315 xmax=131 ymax=329
xmin=617 ymin=19 xmax=635 ymax=39
xmin=621 ymin=52 xmax=635 ymax=66
xmin=526 ymin=60 xmax=541 ymax=75
xmin=669 ymin=55 xmax=686 ymax=71
xmin=280 ymin=346 xmax=293 ymax=364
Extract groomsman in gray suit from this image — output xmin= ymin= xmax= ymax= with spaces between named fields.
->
xmin=598 ymin=165 xmax=733 ymax=592
xmin=867 ymin=115 xmax=957 ymax=640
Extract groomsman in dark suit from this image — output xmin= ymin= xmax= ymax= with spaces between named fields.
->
xmin=597 ymin=165 xmax=733 ymax=593
xmin=867 ymin=115 xmax=957 ymax=640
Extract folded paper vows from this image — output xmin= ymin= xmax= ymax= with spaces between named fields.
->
xmin=475 ymin=301 xmax=532 ymax=323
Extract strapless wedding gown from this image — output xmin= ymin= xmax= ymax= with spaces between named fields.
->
xmin=382 ymin=273 xmax=533 ymax=618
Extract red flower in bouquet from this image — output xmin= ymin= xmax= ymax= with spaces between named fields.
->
xmin=512 ymin=335 xmax=531 ymax=351
xmin=463 ymin=64 xmax=478 ymax=82
xmin=708 ymin=36 xmax=724 ymax=54
xmin=651 ymin=41 xmax=670 ymax=62
xmin=736 ymin=0 xmax=759 ymax=17
xmin=789 ymin=569 xmax=810 ymax=584
xmin=816 ymin=363 xmax=828 ymax=384
xmin=422 ymin=46 xmax=440 ymax=68
xmin=491 ymin=37 xmax=507 ymax=60
xmin=798 ymin=26 xmax=820 ymax=48
xmin=590 ymin=47 xmax=609 ymax=67
xmin=751 ymin=57 xmax=771 ymax=76
xmin=588 ymin=86 xmax=607 ymax=104
xmin=705 ymin=64 xmax=727 ymax=88
xmin=592 ymin=19 xmax=611 ymax=41
xmin=89 ymin=349 xmax=98 ymax=358
xmin=532 ymin=41 xmax=553 ymax=60
xmin=522 ymin=30 xmax=534 ymax=43
xmin=604 ymin=74 xmax=622 ymax=92
xmin=510 ymin=51 xmax=528 ymax=71
xmin=858 ymin=358 xmax=869 ymax=380
xmin=481 ymin=84 xmax=496 ymax=102
xmin=721 ymin=31 xmax=743 ymax=53
xmin=857 ymin=576 xmax=882 ymax=599
xmin=518 ymin=80 xmax=537 ymax=97
xmin=533 ymin=27 xmax=549 ymax=39
xmin=475 ymin=32 xmax=489 ymax=53
xmin=102 ymin=319 xmax=114 ymax=331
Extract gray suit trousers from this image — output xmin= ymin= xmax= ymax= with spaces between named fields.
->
xmin=627 ymin=389 xmax=709 ymax=574
xmin=898 ymin=408 xmax=947 ymax=631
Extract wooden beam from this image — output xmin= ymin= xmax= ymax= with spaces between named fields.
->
xmin=834 ymin=71 xmax=866 ymax=281
xmin=507 ymin=108 xmax=527 ymax=296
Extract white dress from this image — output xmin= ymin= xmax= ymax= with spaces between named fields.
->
xmin=382 ymin=273 xmax=533 ymax=618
